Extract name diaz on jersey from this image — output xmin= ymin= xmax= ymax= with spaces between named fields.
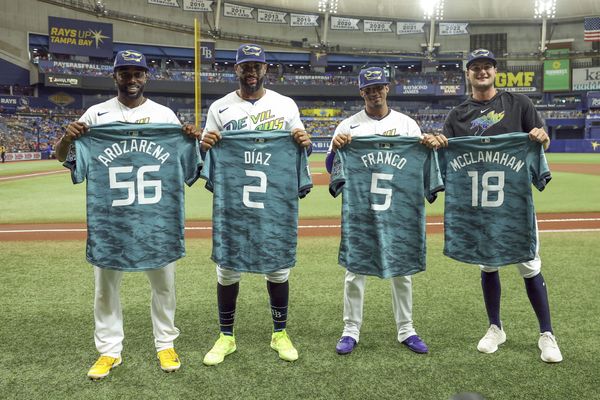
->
xmin=448 ymin=150 xmax=525 ymax=172
xmin=223 ymin=109 xmax=284 ymax=131
xmin=97 ymin=138 xmax=171 ymax=167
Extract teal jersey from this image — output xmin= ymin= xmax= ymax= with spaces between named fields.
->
xmin=201 ymin=130 xmax=312 ymax=273
xmin=439 ymin=132 xmax=551 ymax=266
xmin=330 ymin=136 xmax=444 ymax=278
xmin=65 ymin=122 xmax=202 ymax=271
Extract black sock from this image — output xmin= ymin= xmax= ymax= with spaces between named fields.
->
xmin=481 ymin=271 xmax=502 ymax=328
xmin=524 ymin=273 xmax=553 ymax=333
xmin=267 ymin=280 xmax=289 ymax=332
xmin=217 ymin=282 xmax=239 ymax=336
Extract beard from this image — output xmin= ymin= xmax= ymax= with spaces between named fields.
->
xmin=117 ymin=82 xmax=145 ymax=100
xmin=239 ymin=75 xmax=264 ymax=94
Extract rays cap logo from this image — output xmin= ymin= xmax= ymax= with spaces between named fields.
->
xmin=359 ymin=67 xmax=389 ymax=89
xmin=466 ymin=48 xmax=497 ymax=70
xmin=114 ymin=50 xmax=149 ymax=71
xmin=235 ymin=44 xmax=266 ymax=65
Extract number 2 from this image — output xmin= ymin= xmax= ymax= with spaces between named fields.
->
xmin=243 ymin=170 xmax=267 ymax=209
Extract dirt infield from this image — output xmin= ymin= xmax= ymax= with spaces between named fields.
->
xmin=0 ymin=213 xmax=598 ymax=241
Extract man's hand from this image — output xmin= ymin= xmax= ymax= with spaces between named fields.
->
xmin=331 ymin=133 xmax=352 ymax=150
xmin=292 ymin=128 xmax=312 ymax=148
xmin=182 ymin=124 xmax=201 ymax=140
xmin=529 ymin=127 xmax=550 ymax=150
xmin=420 ymin=133 xmax=448 ymax=149
xmin=64 ymin=121 xmax=89 ymax=143
xmin=200 ymin=130 xmax=221 ymax=152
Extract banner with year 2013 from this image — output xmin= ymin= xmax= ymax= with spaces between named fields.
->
xmin=257 ymin=9 xmax=287 ymax=24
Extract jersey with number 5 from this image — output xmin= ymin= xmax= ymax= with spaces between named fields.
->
xmin=66 ymin=122 xmax=202 ymax=271
xmin=329 ymin=136 xmax=444 ymax=278
xmin=439 ymin=132 xmax=551 ymax=266
xmin=201 ymin=130 xmax=312 ymax=273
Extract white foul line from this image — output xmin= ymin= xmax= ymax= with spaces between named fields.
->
xmin=0 ymin=170 xmax=67 ymax=181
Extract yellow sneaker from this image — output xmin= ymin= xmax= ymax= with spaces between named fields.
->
xmin=157 ymin=348 xmax=181 ymax=372
xmin=271 ymin=330 xmax=298 ymax=362
xmin=203 ymin=333 xmax=236 ymax=366
xmin=87 ymin=355 xmax=122 ymax=380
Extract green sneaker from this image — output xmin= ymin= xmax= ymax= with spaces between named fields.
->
xmin=203 ymin=333 xmax=236 ymax=366
xmin=271 ymin=330 xmax=298 ymax=362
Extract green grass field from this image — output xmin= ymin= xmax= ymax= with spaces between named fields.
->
xmin=1 ymin=234 xmax=599 ymax=400
xmin=1 ymin=153 xmax=599 ymax=399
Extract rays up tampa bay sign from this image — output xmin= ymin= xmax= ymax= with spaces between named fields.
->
xmin=48 ymin=16 xmax=113 ymax=58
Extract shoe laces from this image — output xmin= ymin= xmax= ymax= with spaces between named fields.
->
xmin=160 ymin=348 xmax=178 ymax=361
xmin=484 ymin=325 xmax=502 ymax=339
xmin=540 ymin=332 xmax=558 ymax=347
xmin=273 ymin=331 xmax=293 ymax=349
xmin=214 ymin=334 xmax=234 ymax=350
xmin=95 ymin=356 xmax=117 ymax=367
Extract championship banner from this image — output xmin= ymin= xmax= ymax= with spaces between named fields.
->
xmin=183 ymin=0 xmax=212 ymax=11
xmin=543 ymin=50 xmax=570 ymax=92
xmin=439 ymin=23 xmax=469 ymax=35
xmin=48 ymin=16 xmax=113 ymax=58
xmin=397 ymin=22 xmax=425 ymax=35
xmin=223 ymin=3 xmax=253 ymax=19
xmin=258 ymin=9 xmax=287 ymax=24
xmin=495 ymin=71 xmax=541 ymax=93
xmin=45 ymin=74 xmax=82 ymax=88
xmin=436 ymin=84 xmax=465 ymax=96
xmin=395 ymin=85 xmax=435 ymax=95
xmin=148 ymin=0 xmax=180 ymax=7
xmin=290 ymin=13 xmax=319 ymax=27
xmin=573 ymin=67 xmax=600 ymax=91
xmin=363 ymin=20 xmax=393 ymax=33
xmin=330 ymin=16 xmax=360 ymax=30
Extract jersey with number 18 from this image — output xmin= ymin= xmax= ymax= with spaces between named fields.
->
xmin=439 ymin=132 xmax=551 ymax=266
xmin=66 ymin=122 xmax=202 ymax=271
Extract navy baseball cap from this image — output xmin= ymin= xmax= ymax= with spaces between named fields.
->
xmin=113 ymin=50 xmax=149 ymax=71
xmin=235 ymin=44 xmax=266 ymax=65
xmin=358 ymin=67 xmax=389 ymax=89
xmin=466 ymin=49 xmax=497 ymax=69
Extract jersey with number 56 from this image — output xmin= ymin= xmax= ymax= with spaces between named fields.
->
xmin=66 ymin=122 xmax=202 ymax=271
xmin=330 ymin=136 xmax=444 ymax=278
xmin=201 ymin=130 xmax=312 ymax=273
xmin=439 ymin=132 xmax=551 ymax=266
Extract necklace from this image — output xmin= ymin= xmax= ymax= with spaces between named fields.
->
xmin=117 ymin=98 xmax=146 ymax=123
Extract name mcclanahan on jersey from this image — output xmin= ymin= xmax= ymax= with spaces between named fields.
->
xmin=361 ymin=151 xmax=407 ymax=170
xmin=97 ymin=139 xmax=171 ymax=167
xmin=449 ymin=151 xmax=524 ymax=172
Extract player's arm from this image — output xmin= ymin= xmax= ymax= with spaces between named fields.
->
xmin=56 ymin=121 xmax=88 ymax=162
xmin=291 ymin=128 xmax=311 ymax=148
xmin=325 ymin=132 xmax=352 ymax=173
xmin=421 ymin=133 xmax=448 ymax=149
xmin=182 ymin=124 xmax=201 ymax=140
xmin=529 ymin=127 xmax=550 ymax=150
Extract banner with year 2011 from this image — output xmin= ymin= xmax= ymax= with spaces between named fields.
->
xmin=223 ymin=2 xmax=253 ymax=19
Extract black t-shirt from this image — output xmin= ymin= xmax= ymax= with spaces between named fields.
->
xmin=443 ymin=91 xmax=544 ymax=137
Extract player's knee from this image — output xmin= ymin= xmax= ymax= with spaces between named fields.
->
xmin=216 ymin=265 xmax=241 ymax=285
xmin=265 ymin=268 xmax=290 ymax=283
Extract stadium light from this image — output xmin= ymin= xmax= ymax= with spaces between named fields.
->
xmin=318 ymin=0 xmax=339 ymax=14
xmin=534 ymin=0 xmax=556 ymax=19
xmin=421 ymin=0 xmax=444 ymax=20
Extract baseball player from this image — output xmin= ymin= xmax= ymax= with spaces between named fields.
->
xmin=427 ymin=49 xmax=562 ymax=363
xmin=325 ymin=67 xmax=438 ymax=355
xmin=55 ymin=50 xmax=201 ymax=379
xmin=200 ymin=43 xmax=311 ymax=365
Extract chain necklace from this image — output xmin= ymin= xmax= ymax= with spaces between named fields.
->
xmin=117 ymin=97 xmax=146 ymax=123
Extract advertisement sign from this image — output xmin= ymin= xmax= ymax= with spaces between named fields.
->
xmin=200 ymin=42 xmax=215 ymax=63
xmin=4 ymin=153 xmax=42 ymax=162
xmin=45 ymin=74 xmax=82 ymax=88
xmin=588 ymin=92 xmax=600 ymax=109
xmin=543 ymin=50 xmax=570 ymax=92
xmin=0 ymin=95 xmax=20 ymax=111
xmin=572 ymin=67 xmax=600 ymax=91
xmin=300 ymin=108 xmax=342 ymax=117
xmin=495 ymin=71 xmax=540 ymax=93
xmin=395 ymin=85 xmax=435 ymax=95
xmin=436 ymin=85 xmax=465 ymax=96
xmin=48 ymin=16 xmax=113 ymax=58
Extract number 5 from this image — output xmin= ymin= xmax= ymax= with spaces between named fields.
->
xmin=370 ymin=173 xmax=393 ymax=211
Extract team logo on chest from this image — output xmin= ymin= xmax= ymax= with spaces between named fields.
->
xmin=470 ymin=110 xmax=505 ymax=135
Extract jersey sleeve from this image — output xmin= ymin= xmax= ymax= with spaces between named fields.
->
xmin=181 ymin=137 xmax=203 ymax=186
xmin=287 ymin=99 xmax=305 ymax=131
xmin=297 ymin=147 xmax=313 ymax=198
xmin=408 ymin=118 xmax=423 ymax=136
xmin=199 ymin=147 xmax=215 ymax=192
xmin=68 ymin=136 xmax=89 ymax=184
xmin=204 ymin=105 xmax=221 ymax=132
xmin=527 ymin=141 xmax=552 ymax=191
xmin=328 ymin=150 xmax=346 ymax=198
xmin=424 ymin=149 xmax=445 ymax=203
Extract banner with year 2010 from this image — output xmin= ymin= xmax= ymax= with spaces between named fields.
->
xmin=182 ymin=0 xmax=213 ymax=11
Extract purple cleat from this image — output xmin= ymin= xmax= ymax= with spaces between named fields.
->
xmin=336 ymin=336 xmax=357 ymax=355
xmin=402 ymin=335 xmax=429 ymax=354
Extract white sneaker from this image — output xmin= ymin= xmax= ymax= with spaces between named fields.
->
xmin=538 ymin=332 xmax=563 ymax=363
xmin=477 ymin=324 xmax=506 ymax=354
